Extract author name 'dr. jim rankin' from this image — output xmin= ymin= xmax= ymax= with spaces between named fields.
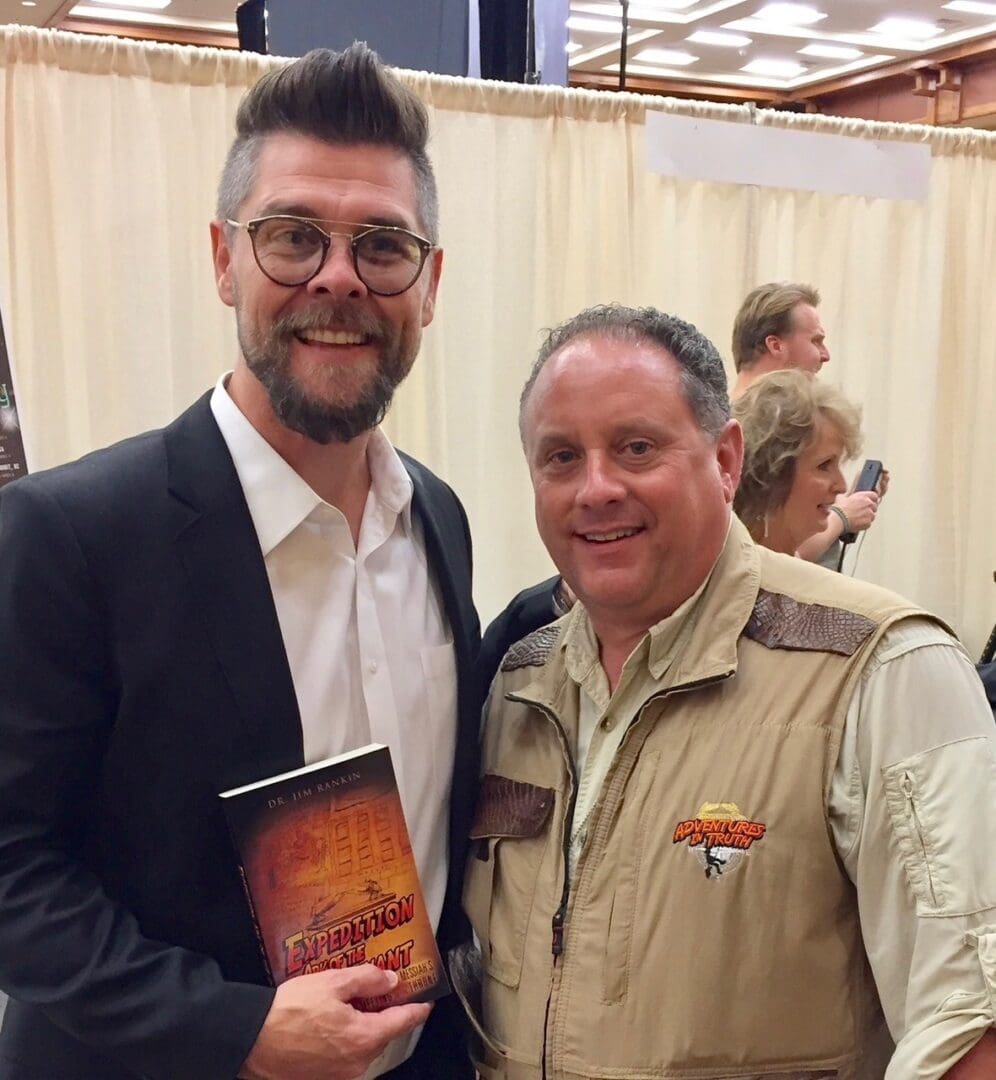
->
xmin=266 ymin=770 xmax=363 ymax=809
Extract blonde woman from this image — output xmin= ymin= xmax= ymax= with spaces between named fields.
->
xmin=733 ymin=370 xmax=877 ymax=557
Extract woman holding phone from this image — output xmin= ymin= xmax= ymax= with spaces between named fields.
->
xmin=732 ymin=370 xmax=880 ymax=558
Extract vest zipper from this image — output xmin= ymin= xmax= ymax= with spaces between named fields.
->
xmin=508 ymin=667 xmax=733 ymax=1079
xmin=901 ymin=770 xmax=938 ymax=907
xmin=505 ymin=693 xmax=577 ymax=1080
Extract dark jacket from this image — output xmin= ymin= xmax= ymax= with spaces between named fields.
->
xmin=477 ymin=576 xmax=562 ymax=705
xmin=0 ymin=393 xmax=480 ymax=1080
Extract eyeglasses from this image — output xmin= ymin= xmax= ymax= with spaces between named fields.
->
xmin=226 ymin=215 xmax=433 ymax=296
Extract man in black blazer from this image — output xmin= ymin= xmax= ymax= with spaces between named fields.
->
xmin=0 ymin=45 xmax=478 ymax=1080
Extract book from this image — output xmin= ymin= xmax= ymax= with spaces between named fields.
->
xmin=220 ymin=742 xmax=448 ymax=1009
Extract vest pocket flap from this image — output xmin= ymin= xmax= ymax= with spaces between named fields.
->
xmin=469 ymin=774 xmax=554 ymax=840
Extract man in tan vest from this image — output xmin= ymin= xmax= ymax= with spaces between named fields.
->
xmin=731 ymin=282 xmax=883 ymax=564
xmin=457 ymin=304 xmax=996 ymax=1080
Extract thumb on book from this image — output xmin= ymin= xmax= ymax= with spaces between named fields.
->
xmin=326 ymin=962 xmax=400 ymax=1002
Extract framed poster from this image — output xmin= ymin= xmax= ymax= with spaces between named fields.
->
xmin=0 ymin=305 xmax=27 ymax=489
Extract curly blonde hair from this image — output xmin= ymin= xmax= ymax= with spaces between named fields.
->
xmin=733 ymin=370 xmax=863 ymax=530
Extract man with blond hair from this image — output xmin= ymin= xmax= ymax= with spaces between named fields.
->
xmin=732 ymin=281 xmax=882 ymax=562
xmin=731 ymin=281 xmax=828 ymax=393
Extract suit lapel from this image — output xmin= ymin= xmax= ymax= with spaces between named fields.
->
xmin=164 ymin=394 xmax=304 ymax=783
xmin=404 ymin=459 xmax=476 ymax=670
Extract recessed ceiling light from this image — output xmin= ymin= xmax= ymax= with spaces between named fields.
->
xmin=868 ymin=17 xmax=942 ymax=38
xmin=566 ymin=15 xmax=622 ymax=33
xmin=798 ymin=43 xmax=863 ymax=59
xmin=754 ymin=3 xmax=826 ymax=25
xmin=87 ymin=0 xmax=172 ymax=7
xmin=943 ymin=0 xmax=996 ymax=14
xmin=633 ymin=47 xmax=698 ymax=65
xmin=631 ymin=0 xmax=697 ymax=9
xmin=687 ymin=30 xmax=752 ymax=47
xmin=21 ymin=2 xmax=37 ymax=6
xmin=741 ymin=57 xmax=807 ymax=77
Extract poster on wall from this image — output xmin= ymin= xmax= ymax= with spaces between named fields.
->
xmin=0 ymin=305 xmax=28 ymax=489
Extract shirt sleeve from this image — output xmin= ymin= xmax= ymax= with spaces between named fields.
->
xmin=829 ymin=617 xmax=996 ymax=1079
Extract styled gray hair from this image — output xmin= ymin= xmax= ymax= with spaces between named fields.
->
xmin=216 ymin=43 xmax=439 ymax=241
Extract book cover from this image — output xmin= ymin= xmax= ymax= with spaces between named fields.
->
xmin=220 ymin=743 xmax=448 ymax=1009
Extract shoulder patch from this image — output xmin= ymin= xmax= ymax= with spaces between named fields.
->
xmin=500 ymin=624 xmax=561 ymax=672
xmin=744 ymin=589 xmax=876 ymax=657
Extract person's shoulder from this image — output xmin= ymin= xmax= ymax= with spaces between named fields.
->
xmin=746 ymin=547 xmax=954 ymax=662
xmin=756 ymin=545 xmax=930 ymax=621
xmin=396 ymin=449 xmax=459 ymax=502
xmin=480 ymin=576 xmax=562 ymax=678
xmin=0 ymin=394 xmax=213 ymax=526
xmin=497 ymin=618 xmax=564 ymax=675
xmin=3 ymin=428 xmax=165 ymax=514
xmin=493 ymin=577 xmax=562 ymax=626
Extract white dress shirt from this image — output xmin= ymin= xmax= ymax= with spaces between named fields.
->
xmin=211 ymin=377 xmax=457 ymax=1076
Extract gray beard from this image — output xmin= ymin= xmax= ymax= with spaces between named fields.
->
xmin=237 ymin=304 xmax=411 ymax=445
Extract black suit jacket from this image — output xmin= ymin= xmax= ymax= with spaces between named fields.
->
xmin=477 ymin=576 xmax=561 ymax=703
xmin=0 ymin=394 xmax=480 ymax=1080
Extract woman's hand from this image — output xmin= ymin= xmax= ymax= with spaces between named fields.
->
xmin=836 ymin=490 xmax=879 ymax=533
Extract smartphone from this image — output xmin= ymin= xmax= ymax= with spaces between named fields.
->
xmin=841 ymin=459 xmax=883 ymax=543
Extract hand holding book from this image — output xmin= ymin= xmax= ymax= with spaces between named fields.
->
xmin=220 ymin=743 xmax=449 ymax=1006
xmin=238 ymin=965 xmax=431 ymax=1080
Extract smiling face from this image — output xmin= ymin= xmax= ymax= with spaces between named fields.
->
xmin=769 ymin=415 xmax=847 ymax=554
xmin=522 ymin=333 xmax=742 ymax=636
xmin=211 ymin=132 xmax=442 ymax=444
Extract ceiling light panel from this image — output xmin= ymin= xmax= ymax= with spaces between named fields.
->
xmin=741 ymin=57 xmax=807 ymax=76
xmin=754 ymin=3 xmax=826 ymax=25
xmin=943 ymin=0 xmax=996 ymax=13
xmin=566 ymin=15 xmax=622 ymax=33
xmin=686 ymin=30 xmax=752 ymax=46
xmin=87 ymin=0 xmax=171 ymax=7
xmin=633 ymin=47 xmax=699 ymax=65
xmin=798 ymin=43 xmax=863 ymax=59
xmin=631 ymin=0 xmax=697 ymax=8
xmin=868 ymin=17 xmax=941 ymax=39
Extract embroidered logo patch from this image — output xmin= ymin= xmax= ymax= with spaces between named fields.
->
xmin=672 ymin=802 xmax=766 ymax=880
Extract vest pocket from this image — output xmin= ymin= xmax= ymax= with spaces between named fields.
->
xmin=448 ymin=939 xmax=513 ymax=1069
xmin=882 ymin=736 xmax=996 ymax=915
xmin=467 ymin=773 xmax=555 ymax=988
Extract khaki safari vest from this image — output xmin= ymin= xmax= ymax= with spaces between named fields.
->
xmin=459 ymin=519 xmax=939 ymax=1080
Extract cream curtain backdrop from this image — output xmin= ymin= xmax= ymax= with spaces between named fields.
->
xmin=1 ymin=27 xmax=994 ymax=655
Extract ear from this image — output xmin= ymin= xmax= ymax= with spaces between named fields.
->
xmin=210 ymin=220 xmax=237 ymax=309
xmin=420 ymin=246 xmax=444 ymax=327
xmin=763 ymin=332 xmax=785 ymax=360
xmin=716 ymin=419 xmax=744 ymax=503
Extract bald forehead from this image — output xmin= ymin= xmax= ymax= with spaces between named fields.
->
xmin=521 ymin=332 xmax=682 ymax=441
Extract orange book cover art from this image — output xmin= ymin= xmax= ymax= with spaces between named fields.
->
xmin=220 ymin=744 xmax=447 ymax=1009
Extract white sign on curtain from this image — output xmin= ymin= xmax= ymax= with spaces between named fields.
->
xmin=645 ymin=111 xmax=931 ymax=201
